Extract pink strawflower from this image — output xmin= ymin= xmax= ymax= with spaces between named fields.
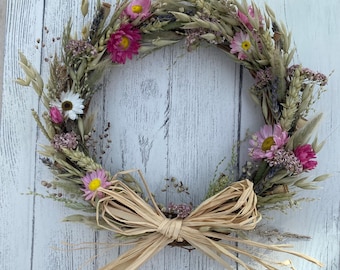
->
xmin=124 ymin=0 xmax=151 ymax=20
xmin=52 ymin=131 xmax=79 ymax=150
xmin=81 ymin=169 xmax=111 ymax=201
xmin=50 ymin=106 xmax=63 ymax=124
xmin=107 ymin=24 xmax=141 ymax=64
xmin=294 ymin=144 xmax=318 ymax=170
xmin=238 ymin=5 xmax=263 ymax=31
xmin=230 ymin=31 xmax=252 ymax=60
xmin=249 ymin=124 xmax=289 ymax=160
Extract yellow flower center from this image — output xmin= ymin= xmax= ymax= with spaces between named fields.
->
xmin=120 ymin=36 xmax=130 ymax=50
xmin=261 ymin=136 xmax=275 ymax=151
xmin=131 ymin=5 xmax=143 ymax=13
xmin=241 ymin=40 xmax=251 ymax=51
xmin=88 ymin=178 xmax=101 ymax=191
xmin=62 ymin=100 xmax=73 ymax=111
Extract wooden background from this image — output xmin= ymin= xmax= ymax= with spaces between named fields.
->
xmin=1 ymin=0 xmax=339 ymax=269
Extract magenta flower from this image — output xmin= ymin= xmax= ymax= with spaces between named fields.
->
xmin=230 ymin=31 xmax=252 ymax=60
xmin=81 ymin=169 xmax=111 ymax=200
xmin=249 ymin=124 xmax=289 ymax=160
xmin=238 ymin=5 xmax=263 ymax=30
xmin=294 ymin=144 xmax=318 ymax=170
xmin=124 ymin=0 xmax=151 ymax=20
xmin=50 ymin=106 xmax=63 ymax=124
xmin=107 ymin=24 xmax=141 ymax=64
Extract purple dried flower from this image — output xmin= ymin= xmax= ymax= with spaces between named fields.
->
xmin=267 ymin=148 xmax=303 ymax=175
xmin=65 ymin=40 xmax=97 ymax=57
xmin=168 ymin=202 xmax=192 ymax=219
xmin=255 ymin=67 xmax=273 ymax=88
xmin=288 ymin=65 xmax=328 ymax=86
xmin=184 ymin=15 xmax=224 ymax=51
xmin=52 ymin=131 xmax=79 ymax=150
xmin=185 ymin=30 xmax=203 ymax=51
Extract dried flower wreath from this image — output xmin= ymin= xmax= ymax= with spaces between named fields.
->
xmin=17 ymin=0 xmax=329 ymax=269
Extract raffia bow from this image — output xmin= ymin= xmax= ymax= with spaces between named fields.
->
xmin=95 ymin=171 xmax=322 ymax=270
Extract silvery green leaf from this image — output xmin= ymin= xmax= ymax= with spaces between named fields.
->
xmin=312 ymin=174 xmax=330 ymax=182
xmin=170 ymin=11 xmax=192 ymax=22
xmin=200 ymin=33 xmax=216 ymax=41
xmin=78 ymin=117 xmax=85 ymax=142
xmin=312 ymin=136 xmax=326 ymax=153
xmin=286 ymin=113 xmax=323 ymax=150
xmin=15 ymin=78 xmax=31 ymax=86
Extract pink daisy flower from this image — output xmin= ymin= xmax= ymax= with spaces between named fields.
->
xmin=124 ymin=0 xmax=151 ymax=20
xmin=81 ymin=169 xmax=111 ymax=200
xmin=249 ymin=124 xmax=289 ymax=160
xmin=294 ymin=144 xmax=318 ymax=170
xmin=230 ymin=31 xmax=253 ymax=60
xmin=107 ymin=24 xmax=141 ymax=64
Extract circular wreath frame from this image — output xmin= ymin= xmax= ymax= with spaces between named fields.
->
xmin=17 ymin=0 xmax=328 ymax=269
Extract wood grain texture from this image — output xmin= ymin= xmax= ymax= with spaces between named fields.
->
xmin=0 ymin=0 xmax=339 ymax=269
xmin=0 ymin=0 xmax=6 ymax=117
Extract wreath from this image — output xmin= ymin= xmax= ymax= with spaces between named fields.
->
xmin=17 ymin=0 xmax=329 ymax=269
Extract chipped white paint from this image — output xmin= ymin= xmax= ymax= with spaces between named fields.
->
xmin=1 ymin=0 xmax=339 ymax=269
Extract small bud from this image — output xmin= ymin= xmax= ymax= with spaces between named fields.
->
xmin=200 ymin=33 xmax=216 ymax=41
xmin=264 ymin=184 xmax=289 ymax=195
xmin=106 ymin=28 xmax=113 ymax=38
xmin=296 ymin=117 xmax=308 ymax=129
xmin=99 ymin=36 xmax=105 ymax=46
xmin=81 ymin=0 xmax=89 ymax=17
xmin=15 ymin=78 xmax=30 ymax=86
xmin=78 ymin=117 xmax=85 ymax=141
xmin=102 ymin=3 xmax=112 ymax=21
xmin=81 ymin=26 xmax=89 ymax=40
xmin=41 ymin=181 xmax=48 ymax=186
xmin=170 ymin=11 xmax=191 ymax=22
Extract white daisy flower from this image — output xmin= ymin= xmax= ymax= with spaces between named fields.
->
xmin=51 ymin=91 xmax=84 ymax=120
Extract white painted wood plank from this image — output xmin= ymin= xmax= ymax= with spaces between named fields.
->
xmin=28 ymin=1 xmax=114 ymax=270
xmin=0 ymin=1 xmax=45 ymax=270
xmin=1 ymin=0 xmax=339 ymax=269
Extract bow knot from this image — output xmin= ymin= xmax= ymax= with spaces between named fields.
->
xmin=157 ymin=218 xmax=183 ymax=242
